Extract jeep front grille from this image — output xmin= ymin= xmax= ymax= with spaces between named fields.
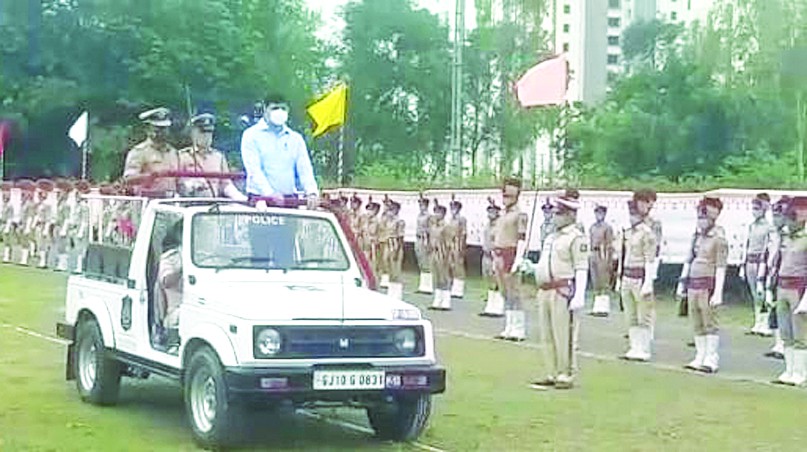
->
xmin=252 ymin=326 xmax=425 ymax=359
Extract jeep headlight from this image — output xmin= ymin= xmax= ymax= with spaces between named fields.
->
xmin=255 ymin=328 xmax=282 ymax=357
xmin=394 ymin=328 xmax=417 ymax=354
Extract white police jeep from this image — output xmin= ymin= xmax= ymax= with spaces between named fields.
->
xmin=56 ymin=197 xmax=445 ymax=448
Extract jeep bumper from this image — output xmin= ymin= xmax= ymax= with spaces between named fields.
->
xmin=224 ymin=365 xmax=446 ymax=399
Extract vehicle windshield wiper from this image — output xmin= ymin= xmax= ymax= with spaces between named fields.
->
xmin=213 ymin=256 xmax=290 ymax=272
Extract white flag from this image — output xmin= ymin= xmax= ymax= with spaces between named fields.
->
xmin=68 ymin=111 xmax=88 ymax=147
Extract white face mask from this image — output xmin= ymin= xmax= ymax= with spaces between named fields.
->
xmin=268 ymin=109 xmax=288 ymax=126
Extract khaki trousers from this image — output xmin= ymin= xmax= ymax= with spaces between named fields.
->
xmin=621 ymin=277 xmax=654 ymax=328
xmin=688 ymin=288 xmax=718 ymax=335
xmin=537 ymin=289 xmax=574 ymax=378
xmin=777 ymin=288 xmax=807 ymax=349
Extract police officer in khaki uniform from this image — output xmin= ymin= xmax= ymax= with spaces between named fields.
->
xmin=15 ymin=180 xmax=35 ymax=265
xmin=539 ymin=199 xmax=555 ymax=253
xmin=363 ymin=198 xmax=382 ymax=283
xmin=177 ymin=113 xmax=246 ymax=200
xmin=635 ymin=189 xmax=662 ymax=338
xmin=386 ymin=200 xmax=406 ymax=300
xmin=519 ymin=192 xmax=589 ymax=390
xmin=123 ymin=107 xmax=181 ymax=196
xmin=429 ymin=200 xmax=452 ymax=310
xmin=771 ymin=197 xmax=807 ymax=385
xmin=493 ymin=178 xmax=528 ymax=341
xmin=448 ymin=197 xmax=467 ymax=298
xmin=52 ymin=179 xmax=74 ymax=270
xmin=377 ymin=196 xmax=394 ymax=289
xmin=617 ymin=200 xmax=658 ymax=361
xmin=589 ymin=204 xmax=615 ymax=316
xmin=415 ymin=195 xmax=434 ymax=294
xmin=33 ymin=179 xmax=56 ymax=268
xmin=1 ymin=181 xmax=15 ymax=262
xmin=677 ymin=197 xmax=728 ymax=373
xmin=480 ymin=198 xmax=504 ymax=317
xmin=67 ymin=180 xmax=92 ymax=272
xmin=741 ymin=193 xmax=775 ymax=336
xmin=765 ymin=197 xmax=789 ymax=359
xmin=347 ymin=193 xmax=364 ymax=242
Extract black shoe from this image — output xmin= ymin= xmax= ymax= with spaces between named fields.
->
xmin=764 ymin=351 xmax=785 ymax=360
xmin=687 ymin=341 xmax=695 ymax=348
xmin=698 ymin=366 xmax=717 ymax=374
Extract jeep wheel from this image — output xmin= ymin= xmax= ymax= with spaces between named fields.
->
xmin=74 ymin=318 xmax=122 ymax=405
xmin=184 ymin=346 xmax=240 ymax=448
xmin=366 ymin=394 xmax=432 ymax=441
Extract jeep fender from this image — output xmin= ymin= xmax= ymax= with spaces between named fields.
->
xmin=73 ymin=297 xmax=117 ymax=350
xmin=182 ymin=323 xmax=239 ymax=367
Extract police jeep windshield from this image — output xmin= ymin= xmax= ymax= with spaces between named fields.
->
xmin=191 ymin=212 xmax=349 ymax=271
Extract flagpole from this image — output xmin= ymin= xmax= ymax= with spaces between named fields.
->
xmin=338 ymin=125 xmax=345 ymax=185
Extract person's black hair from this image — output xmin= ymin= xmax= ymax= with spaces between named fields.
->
xmin=264 ymin=93 xmax=289 ymax=105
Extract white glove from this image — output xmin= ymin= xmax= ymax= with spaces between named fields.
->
xmin=652 ymin=256 xmax=661 ymax=280
xmin=738 ymin=265 xmax=745 ymax=280
xmin=569 ymin=269 xmax=587 ymax=311
xmin=709 ymin=267 xmax=727 ymax=307
xmin=510 ymin=256 xmax=525 ymax=274
xmin=640 ymin=262 xmax=654 ymax=296
xmin=516 ymin=259 xmax=535 ymax=276
xmin=676 ymin=263 xmax=690 ymax=298
xmin=794 ymin=291 xmax=807 ymax=314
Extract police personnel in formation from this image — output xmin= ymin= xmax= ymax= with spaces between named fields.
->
xmin=539 ymin=199 xmax=555 ymax=253
xmin=480 ymin=198 xmax=504 ymax=317
xmin=677 ymin=197 xmax=728 ymax=374
xmin=493 ymin=177 xmax=528 ymax=341
xmin=385 ymin=200 xmax=406 ymax=300
xmin=377 ymin=196 xmax=394 ymax=289
xmin=635 ymin=189 xmax=662 ymax=338
xmin=616 ymin=200 xmax=658 ymax=361
xmin=415 ymin=195 xmax=434 ymax=294
xmin=589 ymin=204 xmax=615 ymax=316
xmin=1 ymin=181 xmax=15 ymax=262
xmin=177 ymin=113 xmax=246 ymax=200
xmin=18 ymin=179 xmax=37 ymax=266
xmin=429 ymin=200 xmax=453 ymax=310
xmin=347 ymin=193 xmax=364 ymax=242
xmin=363 ymin=198 xmax=382 ymax=281
xmin=765 ymin=197 xmax=789 ymax=360
xmin=448 ymin=196 xmax=467 ymax=298
xmin=68 ymin=180 xmax=92 ymax=273
xmin=33 ymin=179 xmax=56 ymax=268
xmin=771 ymin=197 xmax=807 ymax=386
xmin=123 ymin=107 xmax=181 ymax=196
xmin=52 ymin=179 xmax=74 ymax=271
xmin=519 ymin=191 xmax=589 ymax=390
xmin=741 ymin=193 xmax=775 ymax=336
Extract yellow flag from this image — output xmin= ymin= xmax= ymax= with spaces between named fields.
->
xmin=307 ymin=83 xmax=347 ymax=138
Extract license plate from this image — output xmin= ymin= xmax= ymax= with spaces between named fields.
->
xmin=312 ymin=370 xmax=385 ymax=390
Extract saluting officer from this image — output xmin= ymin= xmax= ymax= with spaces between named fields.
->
xmin=480 ymin=198 xmax=504 ymax=317
xmin=742 ymin=193 xmax=775 ymax=336
xmin=429 ymin=200 xmax=452 ymax=310
xmin=617 ymin=200 xmax=658 ymax=361
xmin=123 ymin=107 xmax=180 ymax=196
xmin=448 ymin=196 xmax=467 ymax=299
xmin=415 ymin=195 xmax=434 ymax=294
xmin=677 ymin=197 xmax=728 ymax=373
xmin=519 ymin=191 xmax=589 ymax=390
xmin=177 ymin=113 xmax=246 ymax=200
xmin=1 ymin=181 xmax=16 ymax=262
xmin=589 ymin=204 xmax=615 ymax=316
xmin=386 ymin=200 xmax=406 ymax=300
xmin=492 ymin=178 xmax=528 ymax=341
xmin=772 ymin=197 xmax=807 ymax=386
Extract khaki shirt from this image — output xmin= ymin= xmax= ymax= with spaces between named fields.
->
xmin=589 ymin=221 xmax=614 ymax=261
xmin=391 ymin=217 xmax=405 ymax=239
xmin=536 ymin=223 xmax=589 ymax=282
xmin=364 ymin=213 xmax=380 ymax=245
xmin=689 ymin=226 xmax=728 ymax=278
xmin=176 ymin=147 xmax=231 ymax=197
xmin=21 ymin=198 xmax=37 ymax=234
xmin=416 ymin=212 xmax=431 ymax=240
xmin=540 ymin=220 xmax=555 ymax=249
xmin=449 ymin=214 xmax=467 ymax=247
xmin=643 ymin=216 xmax=662 ymax=257
xmin=493 ymin=205 xmax=527 ymax=248
xmin=746 ymin=217 xmax=774 ymax=257
xmin=620 ymin=223 xmax=657 ymax=268
xmin=779 ymin=229 xmax=807 ymax=279
xmin=123 ymin=138 xmax=180 ymax=194
xmin=767 ymin=227 xmax=784 ymax=278
xmin=377 ymin=214 xmax=393 ymax=242
xmin=483 ymin=218 xmax=498 ymax=253
xmin=429 ymin=217 xmax=449 ymax=259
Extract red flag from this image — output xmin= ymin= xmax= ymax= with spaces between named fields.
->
xmin=515 ymin=54 xmax=568 ymax=107
xmin=0 ymin=122 xmax=9 ymax=158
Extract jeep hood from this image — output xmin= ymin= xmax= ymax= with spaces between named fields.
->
xmin=187 ymin=281 xmax=419 ymax=321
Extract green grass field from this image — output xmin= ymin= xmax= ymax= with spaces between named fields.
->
xmin=2 ymin=265 xmax=807 ymax=451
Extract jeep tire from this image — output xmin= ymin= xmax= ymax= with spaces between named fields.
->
xmin=366 ymin=394 xmax=432 ymax=441
xmin=74 ymin=318 xmax=122 ymax=405
xmin=184 ymin=346 xmax=241 ymax=448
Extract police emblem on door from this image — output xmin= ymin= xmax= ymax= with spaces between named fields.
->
xmin=121 ymin=296 xmax=132 ymax=331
